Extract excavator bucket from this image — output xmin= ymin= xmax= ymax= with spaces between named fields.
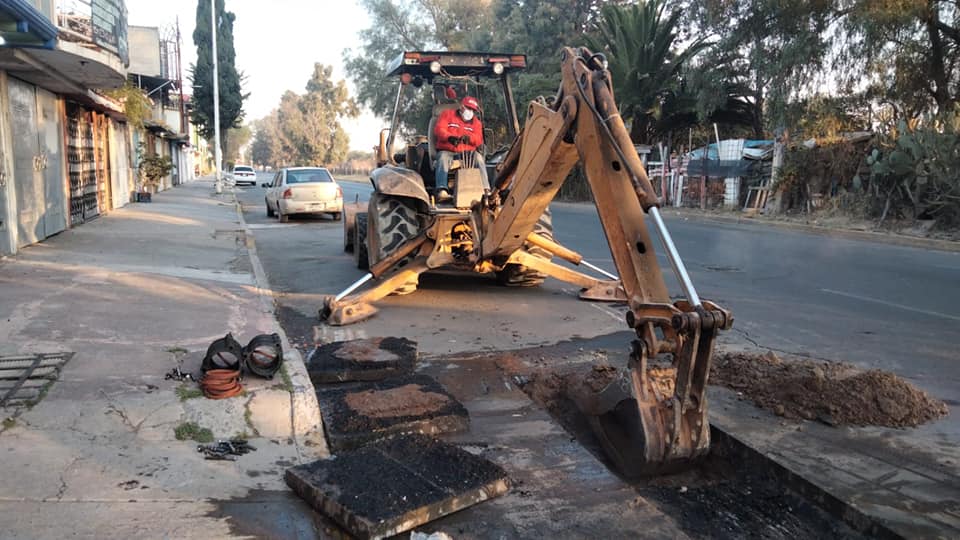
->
xmin=569 ymin=365 xmax=709 ymax=478
xmin=568 ymin=300 xmax=732 ymax=478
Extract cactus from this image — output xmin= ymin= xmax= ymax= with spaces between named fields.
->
xmin=868 ymin=113 xmax=960 ymax=227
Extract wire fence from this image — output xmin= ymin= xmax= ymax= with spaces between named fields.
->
xmin=330 ymin=167 xmax=373 ymax=177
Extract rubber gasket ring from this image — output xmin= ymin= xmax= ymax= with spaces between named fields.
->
xmin=202 ymin=333 xmax=244 ymax=373
xmin=242 ymin=333 xmax=283 ymax=379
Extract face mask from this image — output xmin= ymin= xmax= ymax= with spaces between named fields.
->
xmin=462 ymin=109 xmax=475 ymax=121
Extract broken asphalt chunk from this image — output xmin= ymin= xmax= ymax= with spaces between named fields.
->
xmin=285 ymin=434 xmax=509 ymax=540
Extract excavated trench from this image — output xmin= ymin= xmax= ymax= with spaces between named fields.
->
xmin=216 ymin=309 xmax=905 ymax=538
xmin=432 ymin=332 xmax=892 ymax=539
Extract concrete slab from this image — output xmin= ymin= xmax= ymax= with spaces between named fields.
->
xmin=421 ymin=355 xmax=694 ymax=539
xmin=285 ymin=434 xmax=510 ymax=540
xmin=315 ymin=373 xmax=469 ymax=452
xmin=306 ymin=336 xmax=417 ymax=383
xmin=247 ymin=388 xmax=292 ymax=438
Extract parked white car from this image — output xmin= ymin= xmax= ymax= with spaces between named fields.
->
xmin=264 ymin=167 xmax=343 ymax=221
xmin=231 ymin=165 xmax=257 ymax=186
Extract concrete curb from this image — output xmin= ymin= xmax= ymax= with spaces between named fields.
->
xmin=228 ymin=189 xmax=325 ymax=449
xmin=711 ymin=426 xmax=904 ymax=540
xmin=662 ymin=208 xmax=960 ymax=253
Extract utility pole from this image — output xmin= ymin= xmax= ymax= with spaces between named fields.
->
xmin=211 ymin=0 xmax=223 ymax=193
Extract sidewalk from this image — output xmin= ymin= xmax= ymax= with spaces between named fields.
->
xmin=0 ymin=178 xmax=324 ymax=538
xmin=660 ymin=206 xmax=960 ymax=253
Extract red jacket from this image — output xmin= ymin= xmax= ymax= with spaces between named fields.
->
xmin=434 ymin=108 xmax=483 ymax=152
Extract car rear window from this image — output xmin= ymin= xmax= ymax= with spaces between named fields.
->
xmin=286 ymin=169 xmax=333 ymax=184
xmin=234 ymin=166 xmax=254 ymax=172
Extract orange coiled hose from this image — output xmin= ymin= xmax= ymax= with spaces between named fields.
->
xmin=201 ymin=369 xmax=243 ymax=399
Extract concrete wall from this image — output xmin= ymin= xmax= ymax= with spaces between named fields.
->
xmin=162 ymin=108 xmax=180 ymax=132
xmin=0 ymin=71 xmax=17 ymax=255
xmin=27 ymin=0 xmax=55 ymax=22
xmin=109 ymin=120 xmax=133 ymax=208
xmin=128 ymin=26 xmax=162 ymax=78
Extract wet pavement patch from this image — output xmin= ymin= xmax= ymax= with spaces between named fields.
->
xmin=208 ymin=489 xmax=341 ymax=539
xmin=306 ymin=337 xmax=417 ymax=383
xmin=316 ymin=373 xmax=469 ymax=452
xmin=285 ymin=434 xmax=510 ymax=540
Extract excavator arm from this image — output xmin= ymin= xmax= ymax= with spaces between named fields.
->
xmin=484 ymin=47 xmax=733 ymax=476
xmin=322 ymin=47 xmax=732 ymax=476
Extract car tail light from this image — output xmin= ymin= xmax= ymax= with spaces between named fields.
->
xmin=282 ymin=188 xmax=293 ymax=199
xmin=336 ymin=187 xmax=343 ymax=198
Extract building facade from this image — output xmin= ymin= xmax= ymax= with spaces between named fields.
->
xmin=0 ymin=0 xmax=194 ymax=257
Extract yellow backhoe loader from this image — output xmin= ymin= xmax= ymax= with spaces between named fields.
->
xmin=324 ymin=47 xmax=733 ymax=477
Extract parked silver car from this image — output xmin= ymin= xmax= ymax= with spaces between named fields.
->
xmin=263 ymin=167 xmax=343 ymax=221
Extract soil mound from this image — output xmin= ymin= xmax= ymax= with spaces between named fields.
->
xmin=711 ymin=351 xmax=949 ymax=428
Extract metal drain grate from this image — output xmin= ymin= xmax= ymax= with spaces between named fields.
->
xmin=0 ymin=353 xmax=73 ymax=408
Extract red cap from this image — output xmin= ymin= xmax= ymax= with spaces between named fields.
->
xmin=461 ymin=96 xmax=481 ymax=112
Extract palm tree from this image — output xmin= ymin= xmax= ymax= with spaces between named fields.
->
xmin=586 ymin=0 xmax=709 ymax=144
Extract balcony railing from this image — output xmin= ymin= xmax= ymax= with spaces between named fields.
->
xmin=56 ymin=0 xmax=128 ymax=65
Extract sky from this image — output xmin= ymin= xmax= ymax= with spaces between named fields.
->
xmin=126 ymin=0 xmax=383 ymax=151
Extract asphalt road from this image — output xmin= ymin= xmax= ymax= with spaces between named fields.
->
xmin=236 ymin=171 xmax=959 ymax=429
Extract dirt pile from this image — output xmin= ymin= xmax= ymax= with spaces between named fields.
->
xmin=711 ymin=351 xmax=949 ymax=428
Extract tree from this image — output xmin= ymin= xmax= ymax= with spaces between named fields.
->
xmin=298 ymin=64 xmax=360 ymax=164
xmin=250 ymin=64 xmax=359 ymax=167
xmin=343 ymin=0 xmax=437 ymax=130
xmin=585 ymin=0 xmax=710 ymax=143
xmin=251 ymin=113 xmax=295 ymax=167
xmin=191 ymin=0 xmax=248 ymax=152
xmin=681 ymin=0 xmax=835 ymax=137
xmin=841 ymin=0 xmax=960 ymax=117
xmin=224 ymin=125 xmax=252 ymax=164
xmin=492 ymin=0 xmax=603 ymax=73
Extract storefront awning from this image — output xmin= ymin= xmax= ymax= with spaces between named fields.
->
xmin=0 ymin=0 xmax=57 ymax=49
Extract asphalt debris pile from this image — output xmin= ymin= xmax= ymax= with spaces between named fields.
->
xmin=711 ymin=351 xmax=949 ymax=428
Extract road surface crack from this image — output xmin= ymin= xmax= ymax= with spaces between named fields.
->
xmin=100 ymin=391 xmax=168 ymax=435
xmin=55 ymin=457 xmax=79 ymax=501
xmin=729 ymin=327 xmax=837 ymax=363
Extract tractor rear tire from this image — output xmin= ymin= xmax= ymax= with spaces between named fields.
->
xmin=344 ymin=210 xmax=355 ymax=252
xmin=496 ymin=206 xmax=553 ymax=287
xmin=354 ymin=212 xmax=369 ymax=270
xmin=368 ymin=194 xmax=421 ymax=295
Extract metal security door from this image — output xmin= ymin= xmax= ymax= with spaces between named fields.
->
xmin=92 ymin=114 xmax=110 ymax=214
xmin=8 ymin=78 xmax=43 ymax=247
xmin=66 ymin=104 xmax=101 ymax=223
xmin=37 ymin=88 xmax=66 ymax=237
